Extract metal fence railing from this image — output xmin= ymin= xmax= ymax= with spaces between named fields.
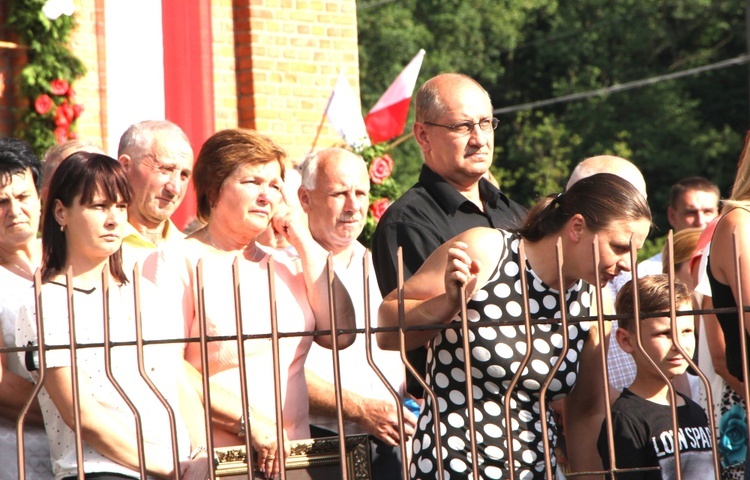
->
xmin=4 ymin=232 xmax=750 ymax=480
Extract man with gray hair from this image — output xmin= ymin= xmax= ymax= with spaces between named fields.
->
xmin=117 ymin=120 xmax=193 ymax=270
xmin=299 ymin=147 xmax=416 ymax=480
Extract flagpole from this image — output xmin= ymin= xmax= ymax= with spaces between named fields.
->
xmin=387 ymin=131 xmax=414 ymax=149
xmin=309 ymin=108 xmax=329 ymax=155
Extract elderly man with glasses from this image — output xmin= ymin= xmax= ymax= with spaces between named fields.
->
xmin=371 ymin=73 xmax=527 ymax=399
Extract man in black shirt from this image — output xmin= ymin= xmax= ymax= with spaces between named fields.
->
xmin=371 ymin=73 xmax=526 ymax=396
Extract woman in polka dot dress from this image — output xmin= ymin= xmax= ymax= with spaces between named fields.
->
xmin=378 ymin=174 xmax=652 ymax=480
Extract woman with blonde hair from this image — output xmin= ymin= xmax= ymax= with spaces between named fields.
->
xmin=707 ymin=133 xmax=750 ymax=478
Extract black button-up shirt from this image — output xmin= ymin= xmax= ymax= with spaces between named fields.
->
xmin=372 ymin=163 xmax=527 ymax=296
xmin=371 ymin=164 xmax=527 ymax=397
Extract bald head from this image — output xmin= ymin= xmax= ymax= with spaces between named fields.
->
xmin=567 ymin=155 xmax=647 ymax=198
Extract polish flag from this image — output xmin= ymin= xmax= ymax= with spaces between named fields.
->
xmin=325 ymin=70 xmax=370 ymax=148
xmin=365 ymin=49 xmax=425 ymax=144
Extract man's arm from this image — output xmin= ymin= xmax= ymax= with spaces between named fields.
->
xmin=306 ymin=368 xmax=416 ymax=445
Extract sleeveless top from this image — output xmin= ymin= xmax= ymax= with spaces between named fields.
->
xmin=706 ymin=256 xmax=748 ymax=381
xmin=410 ymin=231 xmax=593 ymax=480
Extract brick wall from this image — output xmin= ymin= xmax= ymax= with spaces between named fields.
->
xmin=233 ymin=0 xmax=361 ymax=163
xmin=2 ymin=0 xmax=361 ymax=163
xmin=0 ymin=4 xmax=24 ymax=138
xmin=69 ymin=0 xmax=106 ymax=150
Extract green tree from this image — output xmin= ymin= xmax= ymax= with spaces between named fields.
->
xmin=357 ymin=0 xmax=748 ymax=238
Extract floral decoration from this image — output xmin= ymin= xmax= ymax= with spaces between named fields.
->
xmin=353 ymin=142 xmax=400 ymax=246
xmin=369 ymin=154 xmax=394 ymax=184
xmin=8 ymin=0 xmax=86 ymax=156
xmin=718 ymin=404 xmax=748 ymax=468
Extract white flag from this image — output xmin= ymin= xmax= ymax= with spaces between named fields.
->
xmin=325 ymin=70 xmax=371 ymax=148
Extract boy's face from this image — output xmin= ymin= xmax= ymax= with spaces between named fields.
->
xmin=617 ymin=304 xmax=695 ymax=380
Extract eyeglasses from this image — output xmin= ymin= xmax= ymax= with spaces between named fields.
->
xmin=422 ymin=117 xmax=499 ymax=136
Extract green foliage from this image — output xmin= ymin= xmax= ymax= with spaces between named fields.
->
xmin=8 ymin=0 xmax=86 ymax=156
xmin=639 ymin=235 xmax=668 ymax=263
xmin=358 ymin=0 xmax=748 ymax=242
xmin=352 ymin=142 xmax=401 ymax=246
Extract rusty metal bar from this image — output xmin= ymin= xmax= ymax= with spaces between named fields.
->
xmin=16 ymin=269 xmax=48 ymax=480
xmin=64 ymin=266 xmax=86 ymax=479
xmin=396 ymin=246 xmax=445 ymax=479
xmin=101 ymin=264 xmax=147 ymax=479
xmin=458 ymin=284 xmax=479 ymax=480
xmin=131 ymin=263 xmax=183 ymax=478
xmin=266 ymin=257 xmax=288 ymax=480
xmin=323 ymin=253 xmax=349 ymax=480
xmin=538 ymin=238 xmax=570 ymax=479
xmin=361 ymin=251 xmax=411 ymax=479
xmin=195 ymin=259 xmax=218 ymax=480
xmin=503 ymin=238 xmax=533 ymax=480
xmin=231 ymin=257 xmax=255 ymax=479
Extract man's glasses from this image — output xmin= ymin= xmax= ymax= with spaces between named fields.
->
xmin=422 ymin=118 xmax=499 ymax=136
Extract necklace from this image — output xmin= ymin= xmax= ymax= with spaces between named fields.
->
xmin=203 ymin=227 xmax=223 ymax=251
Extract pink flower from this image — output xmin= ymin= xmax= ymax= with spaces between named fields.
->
xmin=49 ymin=79 xmax=69 ymax=96
xmin=66 ymin=86 xmax=76 ymax=102
xmin=369 ymin=154 xmax=394 ymax=184
xmin=54 ymin=126 xmax=69 ymax=144
xmin=369 ymin=198 xmax=390 ymax=222
xmin=72 ymin=103 xmax=84 ymax=118
xmin=34 ymin=94 xmax=53 ymax=115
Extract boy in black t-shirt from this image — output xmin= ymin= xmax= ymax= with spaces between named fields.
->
xmin=597 ymin=274 xmax=716 ymax=480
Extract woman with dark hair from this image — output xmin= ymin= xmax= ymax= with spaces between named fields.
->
xmin=16 ymin=152 xmax=208 ymax=480
xmin=0 ymin=137 xmax=52 ymax=479
xmin=145 ymin=129 xmax=354 ymax=479
xmin=378 ymin=173 xmax=652 ymax=480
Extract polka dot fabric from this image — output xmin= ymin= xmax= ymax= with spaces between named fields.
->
xmin=410 ymin=232 xmax=592 ymax=480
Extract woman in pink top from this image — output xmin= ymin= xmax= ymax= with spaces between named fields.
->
xmin=146 ymin=129 xmax=354 ymax=479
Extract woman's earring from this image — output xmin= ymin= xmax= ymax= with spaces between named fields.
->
xmin=60 ymin=224 xmax=65 ymax=232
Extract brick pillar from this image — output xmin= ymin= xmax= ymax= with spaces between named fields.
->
xmin=233 ymin=0 xmax=361 ymax=163
xmin=66 ymin=0 xmax=106 ymax=150
xmin=0 ymin=3 xmax=25 ymax=138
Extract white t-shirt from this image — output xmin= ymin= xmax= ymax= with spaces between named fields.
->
xmin=0 ymin=266 xmax=53 ymax=480
xmin=16 ymin=279 xmax=190 ymax=479
xmin=306 ymin=243 xmax=406 ymax=435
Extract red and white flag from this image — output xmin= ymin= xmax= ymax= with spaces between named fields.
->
xmin=325 ymin=70 xmax=370 ymax=148
xmin=365 ymin=49 xmax=425 ymax=144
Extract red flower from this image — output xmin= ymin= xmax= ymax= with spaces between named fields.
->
xmin=59 ymin=102 xmax=75 ymax=123
xmin=49 ymin=79 xmax=69 ymax=96
xmin=66 ymin=86 xmax=76 ymax=102
xmin=54 ymin=126 xmax=69 ymax=144
xmin=68 ymin=131 xmax=78 ymax=140
xmin=34 ymin=94 xmax=53 ymax=115
xmin=54 ymin=106 xmax=70 ymax=128
xmin=72 ymin=104 xmax=84 ymax=118
xmin=369 ymin=154 xmax=394 ymax=184
xmin=369 ymin=198 xmax=390 ymax=222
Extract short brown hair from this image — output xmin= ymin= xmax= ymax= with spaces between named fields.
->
xmin=669 ymin=176 xmax=719 ymax=208
xmin=615 ymin=274 xmax=691 ymax=331
xmin=193 ymin=129 xmax=286 ymax=222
